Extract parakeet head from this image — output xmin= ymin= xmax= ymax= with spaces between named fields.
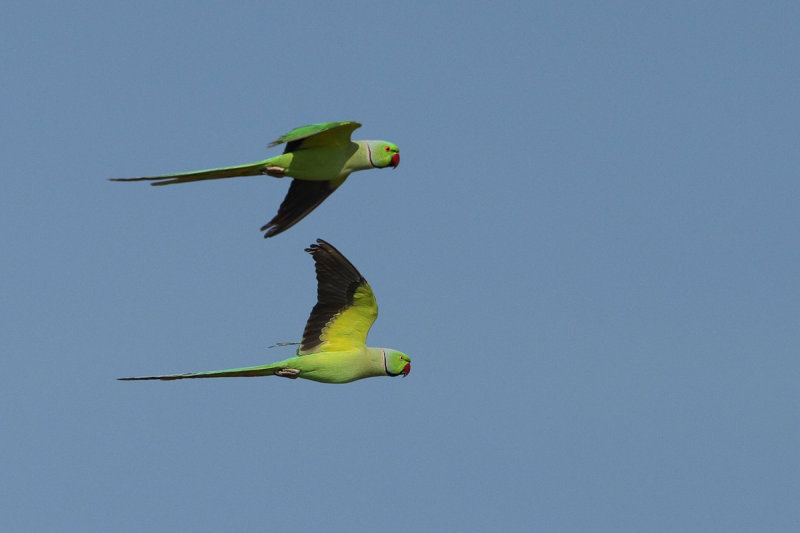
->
xmin=383 ymin=349 xmax=411 ymax=378
xmin=367 ymin=141 xmax=400 ymax=169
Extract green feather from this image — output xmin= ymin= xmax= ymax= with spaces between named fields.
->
xmin=267 ymin=121 xmax=361 ymax=149
xmin=110 ymin=121 xmax=399 ymax=238
xmin=118 ymin=240 xmax=411 ymax=384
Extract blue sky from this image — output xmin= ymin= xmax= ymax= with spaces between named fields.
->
xmin=2 ymin=1 xmax=798 ymax=531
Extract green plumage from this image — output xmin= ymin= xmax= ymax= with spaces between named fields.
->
xmin=111 ymin=122 xmax=400 ymax=238
xmin=118 ymin=240 xmax=411 ymax=384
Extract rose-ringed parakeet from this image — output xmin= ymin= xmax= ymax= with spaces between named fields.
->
xmin=111 ymin=122 xmax=400 ymax=238
xmin=118 ymin=239 xmax=411 ymax=383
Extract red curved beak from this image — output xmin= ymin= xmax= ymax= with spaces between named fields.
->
xmin=402 ymin=362 xmax=411 ymax=377
xmin=391 ymin=153 xmax=400 ymax=168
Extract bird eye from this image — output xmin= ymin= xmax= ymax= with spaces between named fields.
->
xmin=384 ymin=146 xmax=391 ymax=152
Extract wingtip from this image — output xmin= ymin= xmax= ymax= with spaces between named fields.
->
xmin=304 ymin=238 xmax=329 ymax=254
xmin=260 ymin=224 xmax=281 ymax=239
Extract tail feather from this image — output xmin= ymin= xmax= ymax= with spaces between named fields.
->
xmin=118 ymin=363 xmax=279 ymax=381
xmin=110 ymin=160 xmax=270 ymax=186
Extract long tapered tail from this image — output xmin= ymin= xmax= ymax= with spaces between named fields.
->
xmin=110 ymin=160 xmax=271 ymax=186
xmin=118 ymin=363 xmax=280 ymax=381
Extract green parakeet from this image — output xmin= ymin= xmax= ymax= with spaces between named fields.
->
xmin=111 ymin=121 xmax=400 ymax=238
xmin=118 ymin=239 xmax=411 ymax=383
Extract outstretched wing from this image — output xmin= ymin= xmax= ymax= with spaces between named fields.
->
xmin=299 ymin=239 xmax=377 ymax=355
xmin=260 ymin=176 xmax=348 ymax=238
xmin=268 ymin=121 xmax=361 ymax=152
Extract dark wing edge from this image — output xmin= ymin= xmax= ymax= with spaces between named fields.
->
xmin=260 ymin=178 xmax=346 ymax=238
xmin=299 ymin=239 xmax=367 ymax=353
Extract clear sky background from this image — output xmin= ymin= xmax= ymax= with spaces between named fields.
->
xmin=2 ymin=2 xmax=798 ymax=531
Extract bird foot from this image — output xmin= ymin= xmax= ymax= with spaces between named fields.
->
xmin=275 ymin=368 xmax=300 ymax=379
xmin=264 ymin=166 xmax=287 ymax=178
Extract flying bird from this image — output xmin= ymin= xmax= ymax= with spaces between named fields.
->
xmin=119 ymin=239 xmax=411 ymax=383
xmin=111 ymin=121 xmax=400 ymax=238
